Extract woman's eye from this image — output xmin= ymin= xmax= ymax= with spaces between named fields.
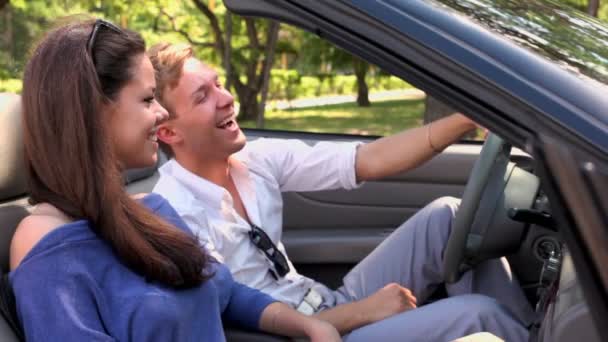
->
xmin=144 ymin=97 xmax=154 ymax=104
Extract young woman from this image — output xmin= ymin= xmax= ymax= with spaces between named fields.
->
xmin=9 ymin=18 xmax=340 ymax=341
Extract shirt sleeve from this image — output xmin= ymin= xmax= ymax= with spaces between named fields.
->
xmin=11 ymin=261 xmax=115 ymax=341
xmin=249 ymin=138 xmax=363 ymax=192
xmin=217 ymin=266 xmax=276 ymax=330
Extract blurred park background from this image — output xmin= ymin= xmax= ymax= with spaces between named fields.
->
xmin=1 ymin=0 xmax=606 ymax=136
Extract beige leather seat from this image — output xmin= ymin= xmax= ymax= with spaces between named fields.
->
xmin=0 ymin=92 xmax=28 ymax=341
xmin=0 ymin=92 xmax=287 ymax=342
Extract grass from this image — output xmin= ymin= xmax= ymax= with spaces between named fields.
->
xmin=240 ymin=98 xmax=426 ymax=136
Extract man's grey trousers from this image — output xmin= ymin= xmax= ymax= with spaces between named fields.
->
xmin=313 ymin=197 xmax=534 ymax=342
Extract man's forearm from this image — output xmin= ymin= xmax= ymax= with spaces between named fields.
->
xmin=259 ymin=302 xmax=313 ymax=337
xmin=355 ymin=113 xmax=476 ymax=182
xmin=259 ymin=302 xmax=339 ymax=339
xmin=313 ymin=300 xmax=370 ymax=334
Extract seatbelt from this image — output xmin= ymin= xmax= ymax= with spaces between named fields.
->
xmin=0 ymin=269 xmax=24 ymax=341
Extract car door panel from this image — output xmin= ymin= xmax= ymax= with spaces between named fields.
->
xmin=245 ymin=131 xmax=537 ymax=289
xmin=242 ymin=131 xmax=532 ymax=272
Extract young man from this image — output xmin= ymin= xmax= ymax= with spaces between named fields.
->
xmin=149 ymin=43 xmax=533 ymax=341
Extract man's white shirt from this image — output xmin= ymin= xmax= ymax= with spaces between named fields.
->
xmin=153 ymin=138 xmax=361 ymax=307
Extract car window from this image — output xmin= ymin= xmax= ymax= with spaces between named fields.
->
xmin=239 ymin=25 xmax=484 ymax=141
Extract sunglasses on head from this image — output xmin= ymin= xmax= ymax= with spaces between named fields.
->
xmin=249 ymin=224 xmax=290 ymax=279
xmin=86 ymin=19 xmax=123 ymax=63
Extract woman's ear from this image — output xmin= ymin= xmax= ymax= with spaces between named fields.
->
xmin=101 ymin=100 xmax=117 ymax=117
xmin=101 ymin=101 xmax=119 ymax=135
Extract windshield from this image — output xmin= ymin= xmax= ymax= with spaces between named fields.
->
xmin=433 ymin=0 xmax=608 ymax=85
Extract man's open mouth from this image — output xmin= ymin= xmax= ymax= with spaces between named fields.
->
xmin=217 ymin=115 xmax=236 ymax=129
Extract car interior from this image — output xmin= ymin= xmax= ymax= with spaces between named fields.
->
xmin=0 ymin=88 xmax=603 ymax=341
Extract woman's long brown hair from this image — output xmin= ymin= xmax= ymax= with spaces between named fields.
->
xmin=21 ymin=18 xmax=210 ymax=288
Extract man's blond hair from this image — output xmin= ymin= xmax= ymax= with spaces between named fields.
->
xmin=147 ymin=42 xmax=194 ymax=157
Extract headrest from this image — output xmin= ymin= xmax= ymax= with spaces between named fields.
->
xmin=123 ymin=165 xmax=158 ymax=184
xmin=122 ymin=151 xmax=166 ymax=185
xmin=0 ymin=92 xmax=160 ymax=198
xmin=0 ymin=93 xmax=27 ymax=202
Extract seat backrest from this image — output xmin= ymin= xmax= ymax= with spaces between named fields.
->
xmin=0 ymin=93 xmax=283 ymax=342
xmin=0 ymin=93 xmax=29 ymax=272
xmin=0 ymin=93 xmax=28 ymax=341
xmin=0 ymin=91 xmax=166 ymax=269
xmin=0 ymin=91 xmax=164 ymax=341
xmin=124 ymin=152 xmax=165 ymax=195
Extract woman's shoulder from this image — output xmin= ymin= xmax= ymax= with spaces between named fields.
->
xmin=131 ymin=192 xmax=180 ymax=219
xmin=136 ymin=192 xmax=169 ymax=211
xmin=10 ymin=204 xmax=83 ymax=271
xmin=139 ymin=193 xmax=195 ymax=235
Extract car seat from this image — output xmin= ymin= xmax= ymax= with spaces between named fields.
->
xmin=0 ymin=92 xmax=288 ymax=341
xmin=0 ymin=92 xmax=28 ymax=341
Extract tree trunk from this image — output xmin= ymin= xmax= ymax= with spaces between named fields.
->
xmin=190 ymin=0 xmax=277 ymax=125
xmin=0 ymin=0 xmax=9 ymax=11
xmin=4 ymin=4 xmax=13 ymax=62
xmin=192 ymin=0 xmax=226 ymax=57
xmin=240 ymin=99 xmax=260 ymax=121
xmin=353 ymin=58 xmax=370 ymax=107
xmin=224 ymin=13 xmax=232 ymax=91
xmin=256 ymin=21 xmax=280 ymax=129
xmin=588 ymin=0 xmax=599 ymax=17
xmin=234 ymin=83 xmax=260 ymax=121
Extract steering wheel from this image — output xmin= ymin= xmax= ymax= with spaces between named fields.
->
xmin=443 ymin=133 xmax=512 ymax=283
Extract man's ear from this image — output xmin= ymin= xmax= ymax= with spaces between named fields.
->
xmin=157 ymin=122 xmax=182 ymax=145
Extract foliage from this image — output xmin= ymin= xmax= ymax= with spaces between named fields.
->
xmin=268 ymin=73 xmax=412 ymax=101
xmin=296 ymin=31 xmax=354 ymax=74
xmin=241 ymin=98 xmax=425 ymax=136
xmin=269 ymin=69 xmax=301 ymax=101
xmin=0 ymin=0 xmax=188 ymax=79
xmin=1 ymin=0 xmax=607 ymax=102
xmin=0 ymin=78 xmax=21 ymax=93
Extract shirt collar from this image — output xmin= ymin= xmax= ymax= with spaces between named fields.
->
xmin=159 ymin=159 xmax=228 ymax=212
xmin=158 ymin=156 xmax=261 ymax=225
xmin=229 ymin=157 xmax=261 ymax=226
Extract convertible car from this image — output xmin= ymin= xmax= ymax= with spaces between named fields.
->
xmin=0 ymin=0 xmax=607 ymax=341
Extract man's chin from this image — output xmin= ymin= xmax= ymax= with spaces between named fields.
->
xmin=230 ymin=133 xmax=247 ymax=153
xmin=207 ymin=130 xmax=247 ymax=157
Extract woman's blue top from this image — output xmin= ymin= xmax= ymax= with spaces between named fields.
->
xmin=9 ymin=193 xmax=276 ymax=341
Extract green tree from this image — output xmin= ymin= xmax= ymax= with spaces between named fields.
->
xmin=0 ymin=0 xmax=156 ymax=82
xmin=0 ymin=0 xmax=282 ymax=126
xmin=297 ymin=31 xmax=371 ymax=106
xmin=155 ymin=0 xmax=281 ymax=124
xmin=558 ymin=0 xmax=601 ymax=16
